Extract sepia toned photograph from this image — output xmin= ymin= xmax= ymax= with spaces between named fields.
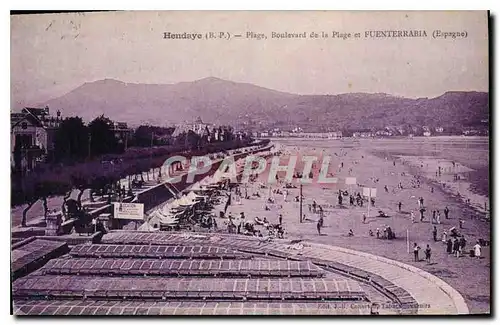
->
xmin=10 ymin=11 xmax=490 ymax=316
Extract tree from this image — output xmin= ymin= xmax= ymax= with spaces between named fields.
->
xmin=186 ymin=130 xmax=201 ymax=150
xmin=53 ymin=116 xmax=89 ymax=162
xmin=70 ymin=170 xmax=90 ymax=209
xmin=88 ymin=115 xmax=121 ymax=157
xmin=20 ymin=172 xmax=71 ymax=227
xmin=133 ymin=125 xmax=155 ymax=147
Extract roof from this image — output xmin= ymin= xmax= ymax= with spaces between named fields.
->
xmin=11 ymin=113 xmax=44 ymax=128
xmin=11 ymin=239 xmax=68 ymax=280
xmin=23 ymin=107 xmax=48 ymax=117
xmin=11 ymin=231 xmax=413 ymax=315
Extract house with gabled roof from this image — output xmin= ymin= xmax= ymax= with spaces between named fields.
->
xmin=11 ymin=106 xmax=62 ymax=171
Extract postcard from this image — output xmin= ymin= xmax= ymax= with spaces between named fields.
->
xmin=10 ymin=11 xmax=489 ymax=316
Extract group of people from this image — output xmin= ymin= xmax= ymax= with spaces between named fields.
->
xmin=368 ymin=225 xmax=395 ymax=240
xmin=413 ymin=243 xmax=433 ymax=263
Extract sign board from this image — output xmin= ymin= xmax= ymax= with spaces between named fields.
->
xmin=113 ymin=202 xmax=145 ymax=220
xmin=362 ymin=187 xmax=377 ymax=198
xmin=345 ymin=177 xmax=357 ymax=185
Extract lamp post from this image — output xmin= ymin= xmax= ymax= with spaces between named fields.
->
xmin=299 ymin=183 xmax=303 ymax=223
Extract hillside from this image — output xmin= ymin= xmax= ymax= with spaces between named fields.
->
xmin=41 ymin=77 xmax=489 ymax=131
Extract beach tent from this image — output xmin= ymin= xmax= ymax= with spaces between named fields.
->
xmin=137 ymin=220 xmax=160 ymax=231
xmin=176 ymin=195 xmax=197 ymax=206
xmin=186 ymin=191 xmax=206 ymax=201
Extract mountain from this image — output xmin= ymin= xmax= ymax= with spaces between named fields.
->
xmin=41 ymin=77 xmax=489 ymax=131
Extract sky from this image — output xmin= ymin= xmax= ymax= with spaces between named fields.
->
xmin=11 ymin=11 xmax=489 ymax=109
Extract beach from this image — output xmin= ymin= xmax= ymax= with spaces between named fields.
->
xmin=219 ymin=137 xmax=490 ymax=313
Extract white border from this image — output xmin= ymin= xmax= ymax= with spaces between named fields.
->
xmin=3 ymin=1 xmax=497 ymax=324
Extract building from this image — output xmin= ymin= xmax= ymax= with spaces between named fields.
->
xmin=190 ymin=116 xmax=212 ymax=136
xmin=11 ymin=106 xmax=62 ymax=171
xmin=328 ymin=131 xmax=343 ymax=139
xmin=352 ymin=131 xmax=374 ymax=138
xmin=172 ymin=117 xmax=214 ymax=139
xmin=111 ymin=122 xmax=134 ymax=147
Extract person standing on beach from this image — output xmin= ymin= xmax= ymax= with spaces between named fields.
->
xmin=413 ymin=243 xmax=420 ymax=262
xmin=432 ymin=210 xmax=436 ymax=224
xmin=398 ymin=202 xmax=402 ymax=212
xmin=419 ymin=208 xmax=425 ymax=222
xmin=425 ymin=245 xmax=432 ymax=264
xmin=442 ymin=231 xmax=447 ymax=243
xmin=363 ymin=213 xmax=367 ymax=224
xmin=316 ymin=220 xmax=321 ymax=235
xmin=453 ymin=238 xmax=460 ymax=257
xmin=444 ymin=206 xmax=449 ymax=219
xmin=446 ymin=238 xmax=453 ymax=254
xmin=279 ymin=214 xmax=283 ymax=225
xmin=474 ymin=241 xmax=482 ymax=259
xmin=436 ymin=211 xmax=441 ymax=224
xmin=459 ymin=235 xmax=467 ymax=255
xmin=432 ymin=226 xmax=438 ymax=242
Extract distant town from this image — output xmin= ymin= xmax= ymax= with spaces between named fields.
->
xmin=11 ymin=105 xmax=489 ymax=174
xmin=250 ymin=123 xmax=489 ymax=138
xmin=11 ymin=106 xmax=248 ymax=176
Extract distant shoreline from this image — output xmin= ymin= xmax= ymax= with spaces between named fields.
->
xmin=263 ymin=135 xmax=489 ymax=141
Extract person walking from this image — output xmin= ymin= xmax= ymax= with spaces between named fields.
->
xmin=432 ymin=226 xmax=438 ymax=242
xmin=398 ymin=202 xmax=402 ymax=212
xmin=413 ymin=243 xmax=420 ymax=262
xmin=316 ymin=219 xmax=321 ymax=235
xmin=362 ymin=213 xmax=367 ymax=224
xmin=425 ymin=245 xmax=432 ymax=264
xmin=473 ymin=240 xmax=482 ymax=259
xmin=444 ymin=206 xmax=450 ymax=219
